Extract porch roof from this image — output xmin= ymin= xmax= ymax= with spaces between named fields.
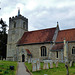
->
xmin=25 ymin=49 xmax=32 ymax=56
xmin=51 ymin=43 xmax=64 ymax=51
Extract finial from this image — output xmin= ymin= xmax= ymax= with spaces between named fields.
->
xmin=57 ymin=21 xmax=59 ymax=25
xmin=56 ymin=21 xmax=59 ymax=30
xmin=18 ymin=7 xmax=20 ymax=16
xmin=57 ymin=21 xmax=59 ymax=27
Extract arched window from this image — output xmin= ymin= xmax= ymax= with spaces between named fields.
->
xmin=41 ymin=46 xmax=47 ymax=56
xmin=72 ymin=46 xmax=75 ymax=54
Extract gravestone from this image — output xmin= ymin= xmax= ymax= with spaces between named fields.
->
xmin=28 ymin=58 xmax=31 ymax=63
xmin=69 ymin=61 xmax=74 ymax=67
xmin=32 ymin=58 xmax=38 ymax=63
xmin=43 ymin=61 xmax=49 ymax=69
xmin=56 ymin=61 xmax=58 ymax=68
xmin=36 ymin=61 xmax=41 ymax=71
xmin=32 ymin=60 xmax=37 ymax=72
xmin=3 ymin=58 xmax=5 ymax=61
xmin=50 ymin=61 xmax=53 ymax=68
xmin=31 ymin=58 xmax=32 ymax=63
xmin=28 ymin=57 xmax=32 ymax=63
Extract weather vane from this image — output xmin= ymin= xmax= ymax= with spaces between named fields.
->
xmin=18 ymin=7 xmax=20 ymax=16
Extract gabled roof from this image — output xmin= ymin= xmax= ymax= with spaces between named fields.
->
xmin=56 ymin=28 xmax=75 ymax=42
xmin=17 ymin=27 xmax=56 ymax=45
xmin=51 ymin=43 xmax=64 ymax=51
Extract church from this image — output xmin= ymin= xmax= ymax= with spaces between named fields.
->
xmin=6 ymin=10 xmax=75 ymax=62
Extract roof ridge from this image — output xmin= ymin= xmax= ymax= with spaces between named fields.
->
xmin=25 ymin=27 xmax=56 ymax=33
xmin=59 ymin=28 xmax=75 ymax=32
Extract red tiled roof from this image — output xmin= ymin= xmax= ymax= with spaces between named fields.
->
xmin=25 ymin=49 xmax=31 ymax=54
xmin=51 ymin=43 xmax=64 ymax=51
xmin=56 ymin=28 xmax=75 ymax=42
xmin=17 ymin=27 xmax=56 ymax=45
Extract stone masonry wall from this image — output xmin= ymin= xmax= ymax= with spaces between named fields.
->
xmin=18 ymin=43 xmax=52 ymax=61
xmin=68 ymin=43 xmax=75 ymax=61
xmin=50 ymin=51 xmax=64 ymax=62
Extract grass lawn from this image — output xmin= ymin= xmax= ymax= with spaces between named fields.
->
xmin=25 ymin=62 xmax=75 ymax=75
xmin=0 ymin=60 xmax=17 ymax=75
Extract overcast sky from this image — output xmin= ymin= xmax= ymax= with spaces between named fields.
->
xmin=0 ymin=0 xmax=75 ymax=31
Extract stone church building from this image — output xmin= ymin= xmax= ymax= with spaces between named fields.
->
xmin=6 ymin=11 xmax=75 ymax=62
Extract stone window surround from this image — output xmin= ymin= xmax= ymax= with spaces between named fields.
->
xmin=41 ymin=46 xmax=47 ymax=57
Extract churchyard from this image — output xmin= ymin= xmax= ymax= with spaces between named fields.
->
xmin=0 ymin=60 xmax=17 ymax=75
xmin=25 ymin=60 xmax=75 ymax=75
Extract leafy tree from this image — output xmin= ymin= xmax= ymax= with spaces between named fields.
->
xmin=0 ymin=18 xmax=7 ymax=59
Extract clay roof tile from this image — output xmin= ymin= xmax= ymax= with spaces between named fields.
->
xmin=56 ymin=28 xmax=75 ymax=42
xmin=17 ymin=27 xmax=56 ymax=45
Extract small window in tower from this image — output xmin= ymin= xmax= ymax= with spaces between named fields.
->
xmin=14 ymin=22 xmax=16 ymax=28
xmin=72 ymin=46 xmax=75 ymax=54
xmin=23 ymin=22 xmax=26 ymax=29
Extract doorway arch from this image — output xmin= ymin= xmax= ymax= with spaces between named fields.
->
xmin=22 ymin=54 xmax=25 ymax=62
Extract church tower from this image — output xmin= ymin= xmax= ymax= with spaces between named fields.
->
xmin=7 ymin=9 xmax=28 ymax=61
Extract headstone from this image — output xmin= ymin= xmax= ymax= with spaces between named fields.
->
xmin=31 ymin=58 xmax=32 ymax=63
xmin=32 ymin=62 xmax=36 ymax=72
xmin=37 ymin=58 xmax=39 ymax=61
xmin=32 ymin=58 xmax=38 ymax=63
xmin=69 ymin=61 xmax=74 ymax=67
xmin=56 ymin=61 xmax=58 ymax=68
xmin=36 ymin=61 xmax=41 ymax=71
xmin=50 ymin=61 xmax=53 ymax=68
xmin=3 ymin=58 xmax=5 ymax=61
xmin=28 ymin=58 xmax=31 ymax=63
xmin=43 ymin=61 xmax=49 ymax=69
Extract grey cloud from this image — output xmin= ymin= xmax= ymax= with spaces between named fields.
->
xmin=0 ymin=0 xmax=75 ymax=31
xmin=23 ymin=5 xmax=75 ymax=31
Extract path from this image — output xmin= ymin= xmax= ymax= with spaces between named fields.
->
xmin=17 ymin=62 xmax=30 ymax=75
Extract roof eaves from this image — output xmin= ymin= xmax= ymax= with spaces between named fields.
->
xmin=17 ymin=41 xmax=53 ymax=46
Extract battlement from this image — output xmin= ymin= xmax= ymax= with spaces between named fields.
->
xmin=9 ymin=14 xmax=28 ymax=21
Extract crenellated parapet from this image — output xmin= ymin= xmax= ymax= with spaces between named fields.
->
xmin=9 ymin=14 xmax=28 ymax=22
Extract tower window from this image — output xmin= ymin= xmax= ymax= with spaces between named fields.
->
xmin=41 ymin=46 xmax=47 ymax=56
xmin=14 ymin=22 xmax=16 ymax=28
xmin=56 ymin=51 xmax=58 ymax=58
xmin=72 ymin=46 xmax=75 ymax=54
xmin=23 ymin=22 xmax=26 ymax=29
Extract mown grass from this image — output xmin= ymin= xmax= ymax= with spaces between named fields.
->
xmin=0 ymin=60 xmax=17 ymax=75
xmin=25 ymin=62 xmax=75 ymax=75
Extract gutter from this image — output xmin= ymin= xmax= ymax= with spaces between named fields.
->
xmin=17 ymin=41 xmax=53 ymax=46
